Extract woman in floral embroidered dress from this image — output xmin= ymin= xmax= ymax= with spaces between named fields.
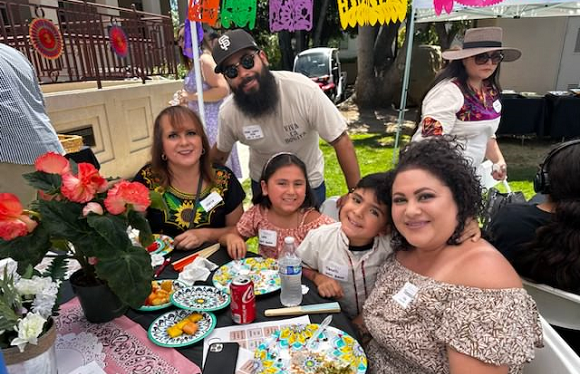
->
xmin=133 ymin=106 xmax=245 ymax=250
xmin=358 ymin=137 xmax=542 ymax=374
xmin=412 ymin=27 xmax=521 ymax=182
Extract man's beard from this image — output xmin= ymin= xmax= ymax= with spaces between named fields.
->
xmin=232 ymin=65 xmax=279 ymax=118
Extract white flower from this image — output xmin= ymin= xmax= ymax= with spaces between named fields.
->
xmin=11 ymin=312 xmax=47 ymax=352
xmin=14 ymin=276 xmax=52 ymax=296
xmin=0 ymin=258 xmax=19 ymax=280
xmin=32 ymin=279 xmax=60 ymax=319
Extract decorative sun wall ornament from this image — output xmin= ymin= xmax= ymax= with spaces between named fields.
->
xmin=434 ymin=0 xmax=505 ymax=15
xmin=336 ymin=0 xmax=408 ymax=29
xmin=269 ymin=0 xmax=313 ymax=32
xmin=109 ymin=25 xmax=129 ymax=58
xmin=220 ymin=0 xmax=257 ymax=29
xmin=29 ymin=18 xmax=63 ymax=60
xmin=188 ymin=0 xmax=220 ymax=26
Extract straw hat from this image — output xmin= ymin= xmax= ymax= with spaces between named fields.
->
xmin=442 ymin=27 xmax=521 ymax=62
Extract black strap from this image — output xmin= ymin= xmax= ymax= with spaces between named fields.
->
xmin=463 ymin=41 xmax=502 ymax=49
xmin=187 ymin=175 xmax=205 ymax=229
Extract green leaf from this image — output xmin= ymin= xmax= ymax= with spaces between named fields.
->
xmin=128 ymin=210 xmax=153 ymax=247
xmin=0 ymin=224 xmax=52 ymax=269
xmin=0 ymin=300 xmax=19 ymax=331
xmin=149 ymin=190 xmax=168 ymax=212
xmin=95 ymin=245 xmax=153 ymax=308
xmin=0 ymin=270 xmax=21 ymax=331
xmin=42 ymin=257 xmax=69 ymax=281
xmin=40 ymin=200 xmax=87 ymax=242
xmin=87 ymin=214 xmax=131 ymax=251
xmin=23 ymin=171 xmax=62 ymax=194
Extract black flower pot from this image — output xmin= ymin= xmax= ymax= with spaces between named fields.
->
xmin=70 ymin=270 xmax=128 ymax=323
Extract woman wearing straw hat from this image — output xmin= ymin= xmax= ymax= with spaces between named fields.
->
xmin=412 ymin=27 xmax=521 ymax=182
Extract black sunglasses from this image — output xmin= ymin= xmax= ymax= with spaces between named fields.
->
xmin=474 ymin=52 xmax=504 ymax=65
xmin=223 ymin=51 xmax=259 ymax=79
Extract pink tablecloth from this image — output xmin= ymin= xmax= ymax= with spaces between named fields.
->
xmin=57 ymin=298 xmax=201 ymax=374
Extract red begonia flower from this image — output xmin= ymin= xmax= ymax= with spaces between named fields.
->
xmin=61 ymin=163 xmax=107 ymax=203
xmin=0 ymin=193 xmax=38 ymax=241
xmin=35 ymin=152 xmax=70 ymax=175
xmin=104 ymin=181 xmax=151 ymax=215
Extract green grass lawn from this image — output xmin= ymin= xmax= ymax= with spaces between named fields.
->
xmin=321 ymin=134 xmax=541 ymax=200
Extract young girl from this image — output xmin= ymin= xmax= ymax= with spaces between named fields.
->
xmin=222 ymin=152 xmax=335 ymax=259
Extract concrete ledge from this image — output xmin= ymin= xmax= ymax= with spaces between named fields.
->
xmin=44 ymin=80 xmax=182 ymax=179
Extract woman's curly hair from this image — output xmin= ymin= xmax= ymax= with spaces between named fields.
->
xmin=390 ymin=136 xmax=484 ymax=251
xmin=514 ymin=142 xmax=580 ymax=293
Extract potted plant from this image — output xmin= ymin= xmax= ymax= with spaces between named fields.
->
xmin=0 ymin=152 xmax=162 ymax=322
xmin=0 ymin=259 xmax=60 ymax=371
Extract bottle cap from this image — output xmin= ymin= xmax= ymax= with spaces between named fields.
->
xmin=284 ymin=236 xmax=295 ymax=244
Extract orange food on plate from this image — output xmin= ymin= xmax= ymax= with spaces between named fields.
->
xmin=182 ymin=322 xmax=198 ymax=335
xmin=144 ymin=280 xmax=174 ymax=306
xmin=166 ymin=313 xmax=200 ymax=337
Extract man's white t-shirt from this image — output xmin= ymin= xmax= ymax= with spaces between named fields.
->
xmin=217 ymin=71 xmax=347 ymax=188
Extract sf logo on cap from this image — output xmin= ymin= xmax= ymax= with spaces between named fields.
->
xmin=218 ymin=35 xmax=231 ymax=50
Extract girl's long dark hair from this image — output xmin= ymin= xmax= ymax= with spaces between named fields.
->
xmin=414 ymin=59 xmax=502 ymax=129
xmin=514 ymin=143 xmax=580 ymax=293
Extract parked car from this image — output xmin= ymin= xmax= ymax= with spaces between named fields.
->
xmin=293 ymin=47 xmax=347 ymax=103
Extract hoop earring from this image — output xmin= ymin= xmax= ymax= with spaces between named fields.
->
xmin=161 ymin=154 xmax=167 ymax=161
xmin=201 ymin=148 xmax=205 ymax=155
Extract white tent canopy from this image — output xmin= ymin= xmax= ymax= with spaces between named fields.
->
xmin=393 ymin=0 xmax=580 ymax=161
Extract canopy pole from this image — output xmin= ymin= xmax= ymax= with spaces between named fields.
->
xmin=189 ymin=20 xmax=206 ymax=127
xmin=392 ymin=3 xmax=417 ymax=165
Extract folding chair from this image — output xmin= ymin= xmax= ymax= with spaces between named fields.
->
xmin=524 ymin=316 xmax=580 ymax=374
xmin=522 ymin=279 xmax=580 ymax=330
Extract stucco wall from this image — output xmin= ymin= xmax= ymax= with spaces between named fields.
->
xmin=43 ymin=80 xmax=182 ymax=180
xmin=478 ymin=18 xmax=567 ymax=93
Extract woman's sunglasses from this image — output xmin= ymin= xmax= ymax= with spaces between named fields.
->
xmin=474 ymin=52 xmax=504 ymax=65
xmin=223 ymin=51 xmax=260 ymax=79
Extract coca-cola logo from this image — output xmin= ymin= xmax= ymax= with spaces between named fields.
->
xmin=241 ymin=285 xmax=255 ymax=304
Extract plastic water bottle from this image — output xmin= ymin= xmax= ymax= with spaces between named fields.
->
xmin=279 ymin=236 xmax=303 ymax=307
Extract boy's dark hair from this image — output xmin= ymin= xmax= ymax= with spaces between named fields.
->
xmin=252 ymin=153 xmax=316 ymax=210
xmin=354 ymin=171 xmax=394 ymax=208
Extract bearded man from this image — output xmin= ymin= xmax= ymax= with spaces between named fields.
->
xmin=209 ymin=29 xmax=360 ymax=206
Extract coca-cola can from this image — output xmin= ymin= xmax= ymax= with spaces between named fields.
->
xmin=230 ymin=275 xmax=256 ymax=324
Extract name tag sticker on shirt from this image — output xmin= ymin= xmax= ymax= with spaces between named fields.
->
xmin=322 ymin=262 xmax=349 ymax=281
xmin=199 ymin=191 xmax=222 ymax=212
xmin=392 ymin=282 xmax=419 ymax=309
xmin=243 ymin=125 xmax=264 ymax=140
xmin=258 ymin=229 xmax=277 ymax=247
xmin=492 ymin=99 xmax=502 ymax=113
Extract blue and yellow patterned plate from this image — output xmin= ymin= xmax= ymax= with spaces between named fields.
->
xmin=171 ymin=285 xmax=230 ymax=312
xmin=148 ymin=309 xmax=216 ymax=348
xmin=254 ymin=324 xmax=367 ymax=374
xmin=212 ymin=258 xmax=280 ymax=295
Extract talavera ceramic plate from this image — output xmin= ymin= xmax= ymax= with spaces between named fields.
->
xmin=148 ymin=234 xmax=174 ymax=256
xmin=212 ymin=257 xmax=280 ymax=295
xmin=137 ymin=279 xmax=183 ymax=312
xmin=171 ymin=285 xmax=230 ymax=312
xmin=254 ymin=324 xmax=367 ymax=374
xmin=148 ymin=309 xmax=216 ymax=348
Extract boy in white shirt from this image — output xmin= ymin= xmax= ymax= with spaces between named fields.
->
xmin=297 ymin=173 xmax=393 ymax=319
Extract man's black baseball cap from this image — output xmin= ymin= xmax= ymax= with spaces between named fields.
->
xmin=212 ymin=29 xmax=259 ymax=74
